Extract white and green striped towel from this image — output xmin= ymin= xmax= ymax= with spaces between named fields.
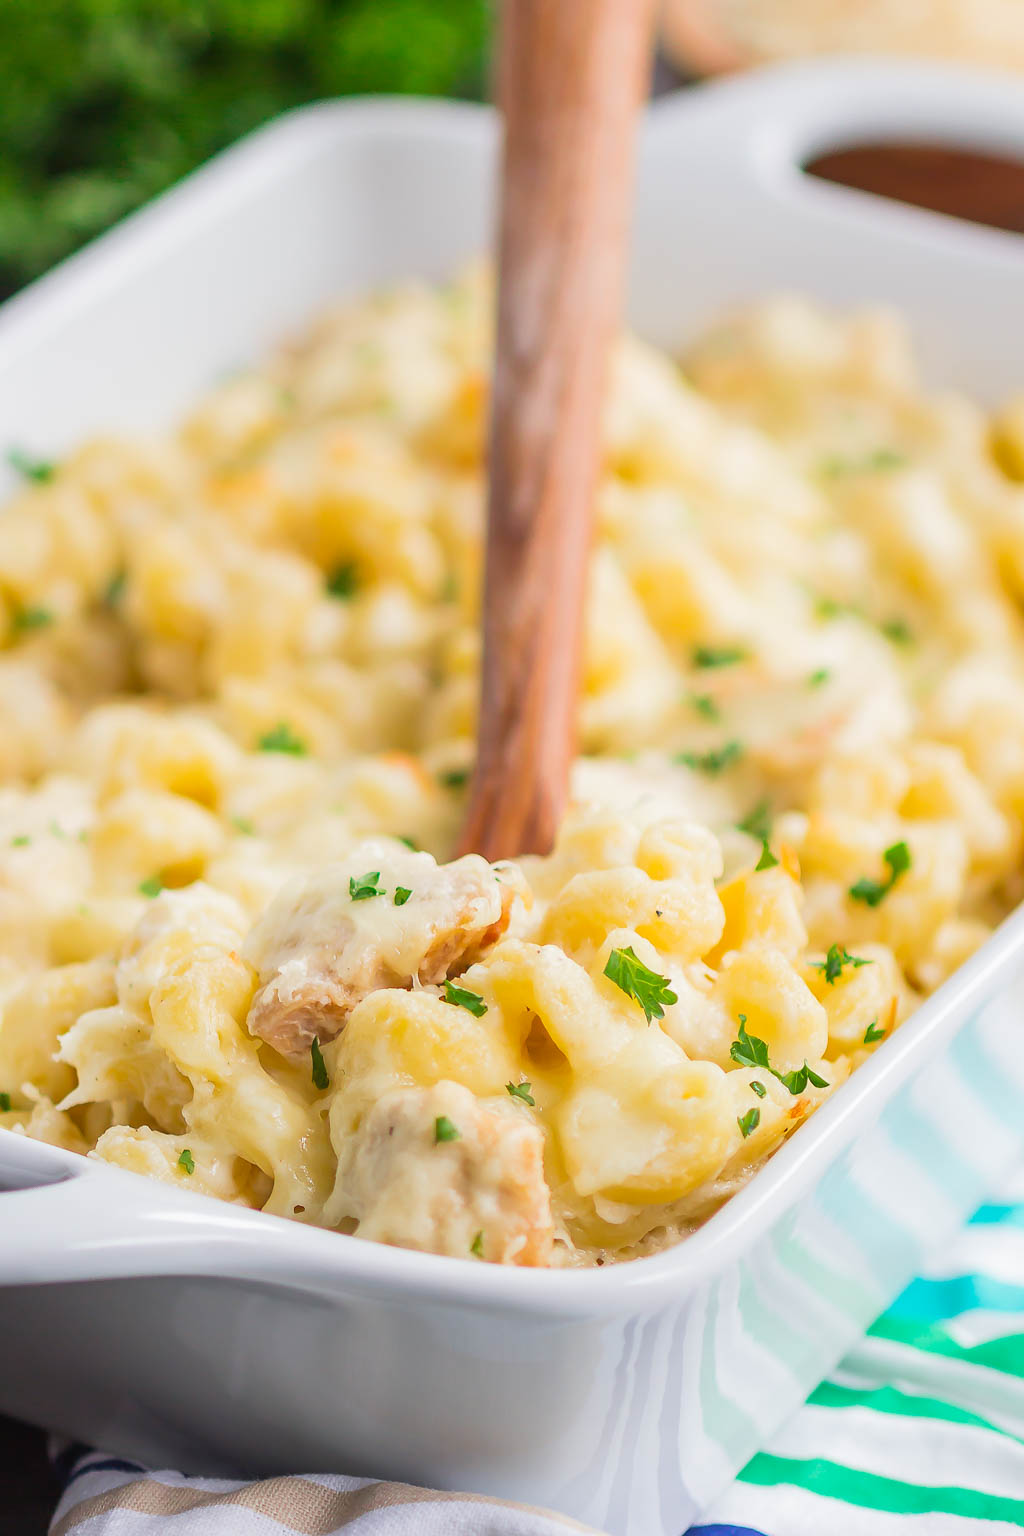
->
xmin=51 ymin=1165 xmax=1024 ymax=1535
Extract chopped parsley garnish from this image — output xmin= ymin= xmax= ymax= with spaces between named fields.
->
xmin=49 ymin=820 xmax=67 ymax=839
xmin=8 ymin=448 xmax=55 ymax=483
xmin=814 ymin=595 xmax=852 ymax=622
xmin=778 ymin=1061 xmax=830 ymax=1095
xmin=12 ymin=605 xmax=54 ymax=633
xmin=677 ymin=740 xmax=743 ymax=776
xmin=737 ymin=1108 xmax=760 ymax=1139
xmin=808 ymin=668 xmax=831 ymax=688
xmin=470 ymin=1230 xmax=484 ymax=1257
xmin=692 ymin=644 xmax=748 ymax=670
xmin=819 ymin=447 xmax=907 ymax=478
xmin=881 ymin=617 xmax=913 ymax=646
xmin=138 ymin=875 xmax=163 ymax=898
xmin=311 ymin=1036 xmax=329 ymax=1091
xmin=603 ymin=946 xmax=677 ymax=1023
xmin=439 ymin=767 xmax=469 ymax=790
xmin=849 ymin=841 xmax=912 ymax=907
xmin=755 ymin=839 xmax=779 ymax=871
xmin=349 ymin=870 xmax=384 ymax=901
xmin=750 ymin=1080 xmax=767 ymax=1099
xmin=434 ymin=1115 xmax=461 ymax=1143
xmin=326 ymin=561 xmax=359 ymax=600
xmin=231 ymin=816 xmax=255 ymax=835
xmin=443 ymin=980 xmax=487 ymax=1017
xmin=258 ymin=722 xmax=307 ymax=756
xmin=690 ymin=692 xmax=720 ymax=721
xmin=506 ymin=1079 xmax=535 ymax=1106
xmin=864 ymin=1020 xmax=887 ymax=1044
xmin=737 ymin=800 xmax=773 ymax=842
xmin=393 ymin=886 xmax=412 ymax=906
xmin=178 ymin=1149 xmax=195 ymax=1176
xmin=9 ymin=834 xmax=29 ymax=847
xmin=730 ymin=1017 xmax=828 ymax=1096
xmin=397 ymin=835 xmax=418 ymax=850
xmin=103 ymin=569 xmax=126 ymax=608
xmin=812 ymin=944 xmax=872 ymax=985
xmin=729 ymin=1017 xmax=771 ymax=1072
xmin=0 ymin=1092 xmax=10 ymax=1112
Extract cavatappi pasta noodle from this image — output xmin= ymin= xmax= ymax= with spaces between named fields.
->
xmin=3 ymin=271 xmax=1024 ymax=1266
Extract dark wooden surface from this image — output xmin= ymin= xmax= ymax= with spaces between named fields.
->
xmin=0 ymin=1414 xmax=61 ymax=1534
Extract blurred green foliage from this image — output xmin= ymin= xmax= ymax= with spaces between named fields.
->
xmin=0 ymin=0 xmax=492 ymax=298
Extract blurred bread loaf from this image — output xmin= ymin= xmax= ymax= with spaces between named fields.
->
xmin=662 ymin=0 xmax=1024 ymax=75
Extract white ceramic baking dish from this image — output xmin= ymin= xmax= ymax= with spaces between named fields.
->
xmin=2 ymin=58 xmax=1024 ymax=1536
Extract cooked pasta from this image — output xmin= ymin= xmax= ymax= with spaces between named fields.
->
xmin=2 ymin=269 xmax=1023 ymax=1265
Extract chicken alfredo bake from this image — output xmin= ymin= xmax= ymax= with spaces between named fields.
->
xmin=2 ymin=269 xmax=1024 ymax=1267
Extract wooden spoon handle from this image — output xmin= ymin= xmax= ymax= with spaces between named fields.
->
xmin=458 ymin=0 xmax=655 ymax=861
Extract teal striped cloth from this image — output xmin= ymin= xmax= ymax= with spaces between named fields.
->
xmin=692 ymin=1163 xmax=1024 ymax=1535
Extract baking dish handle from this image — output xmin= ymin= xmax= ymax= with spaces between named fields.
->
xmin=650 ymin=57 xmax=1024 ymax=190
xmin=0 ymin=1138 xmax=309 ymax=1288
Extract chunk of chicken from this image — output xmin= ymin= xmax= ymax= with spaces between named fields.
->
xmin=243 ymin=842 xmax=513 ymax=1059
xmin=338 ymin=1081 xmax=554 ymax=1265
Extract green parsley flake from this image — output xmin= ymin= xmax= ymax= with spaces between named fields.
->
xmin=311 ymin=1037 xmax=330 ymax=1091
xmin=819 ymin=447 xmax=907 ymax=478
xmin=812 ymin=944 xmax=872 ymax=985
xmin=178 ymin=1148 xmax=195 ymax=1176
xmin=10 ymin=834 xmax=29 ymax=847
xmin=808 ymin=668 xmax=831 ymax=688
xmin=729 ymin=1017 xmax=771 ymax=1072
xmin=397 ymin=835 xmax=418 ymax=850
xmin=864 ymin=1020 xmax=887 ymax=1044
xmin=440 ymin=767 xmax=469 ymax=790
xmin=138 ymin=875 xmax=163 ymax=898
xmin=326 ymin=561 xmax=359 ymax=599
xmin=258 ymin=722 xmax=307 ymax=755
xmin=603 ymin=946 xmax=677 ymax=1023
xmin=778 ymin=1061 xmax=830 ymax=1095
xmin=8 ymin=448 xmax=55 ymax=484
xmin=849 ymin=841 xmax=912 ymax=908
xmin=349 ymin=871 xmax=384 ymax=901
xmin=677 ymin=740 xmax=743 ymax=776
xmin=470 ymin=1230 xmax=484 ymax=1257
xmin=393 ymin=886 xmax=412 ymax=907
xmin=506 ymin=1080 xmax=536 ymax=1106
xmin=814 ymin=595 xmax=852 ymax=622
xmin=690 ymin=692 xmax=720 ymax=721
xmin=737 ymin=800 xmax=773 ymax=843
xmin=692 ymin=644 xmax=748 ymax=669
xmin=13 ymin=605 xmax=54 ymax=633
xmin=881 ymin=617 xmax=913 ymax=646
xmin=738 ymin=1108 xmax=760 ymax=1138
xmin=730 ymin=1018 xmax=828 ymax=1096
xmin=434 ymin=1115 xmax=460 ymax=1143
xmin=443 ymin=980 xmax=487 ymax=1017
xmin=0 ymin=1092 xmax=10 ymax=1112
xmin=103 ymin=569 xmax=126 ymax=608
xmin=231 ymin=816 xmax=255 ymax=835
xmin=755 ymin=839 xmax=779 ymax=871
xmin=750 ymin=1080 xmax=767 ymax=1099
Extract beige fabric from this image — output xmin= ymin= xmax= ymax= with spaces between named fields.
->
xmin=51 ymin=1466 xmax=601 ymax=1536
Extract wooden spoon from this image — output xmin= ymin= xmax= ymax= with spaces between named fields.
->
xmin=458 ymin=0 xmax=656 ymax=862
